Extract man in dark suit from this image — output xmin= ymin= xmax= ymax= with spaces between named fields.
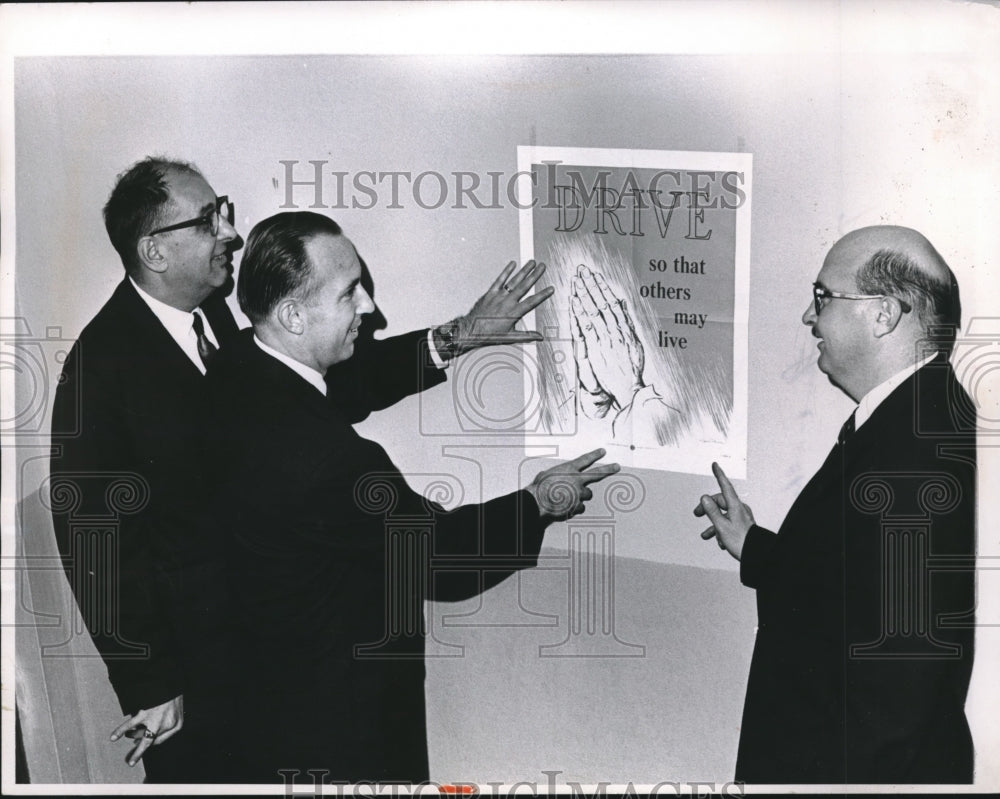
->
xmin=49 ymin=157 xmax=242 ymax=779
xmin=696 ymin=226 xmax=976 ymax=783
xmin=48 ymin=159 xmax=553 ymax=782
xmin=204 ymin=211 xmax=618 ymax=784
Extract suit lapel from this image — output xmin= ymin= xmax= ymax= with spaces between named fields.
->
xmin=115 ymin=280 xmax=206 ymax=382
xmin=240 ymin=331 xmax=345 ymax=422
xmin=841 ymin=355 xmax=946 ymax=467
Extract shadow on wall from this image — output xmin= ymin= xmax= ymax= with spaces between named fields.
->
xmin=16 ymin=485 xmax=143 ymax=784
xmin=426 ymin=548 xmax=756 ymax=784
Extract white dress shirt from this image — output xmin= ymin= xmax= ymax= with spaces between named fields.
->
xmin=426 ymin=330 xmax=449 ymax=369
xmin=132 ymin=277 xmax=448 ymax=382
xmin=854 ymin=351 xmax=937 ymax=431
xmin=253 ymin=335 xmax=328 ymax=396
xmin=129 ymin=277 xmax=219 ymax=375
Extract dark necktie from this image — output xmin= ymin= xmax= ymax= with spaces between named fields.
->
xmin=837 ymin=410 xmax=857 ymax=446
xmin=192 ymin=311 xmax=218 ymax=369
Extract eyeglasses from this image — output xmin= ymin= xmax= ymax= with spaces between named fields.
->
xmin=812 ymin=282 xmax=912 ymax=317
xmin=147 ymin=196 xmax=234 ymax=237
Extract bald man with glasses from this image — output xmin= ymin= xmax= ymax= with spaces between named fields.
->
xmin=695 ymin=227 xmax=976 ymax=784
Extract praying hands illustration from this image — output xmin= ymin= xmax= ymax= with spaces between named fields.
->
xmin=570 ymin=264 xmax=679 ymax=445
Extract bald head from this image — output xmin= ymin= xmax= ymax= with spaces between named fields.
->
xmin=833 ymin=226 xmax=951 ymax=283
xmin=804 ymin=226 xmax=961 ymax=401
xmin=835 ymin=225 xmax=960 ymax=350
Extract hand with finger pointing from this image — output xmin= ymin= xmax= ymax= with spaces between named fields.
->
xmin=526 ymin=447 xmax=621 ymax=522
xmin=694 ymin=462 xmax=755 ymax=560
xmin=435 ymin=259 xmax=555 ymax=359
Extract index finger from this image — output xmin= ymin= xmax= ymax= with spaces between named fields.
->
xmin=566 ymin=447 xmax=607 ymax=471
xmin=712 ymin=462 xmax=739 ymax=506
xmin=110 ymin=714 xmax=144 ymax=742
xmin=579 ymin=462 xmax=621 ymax=484
xmin=514 ymin=285 xmax=555 ymax=315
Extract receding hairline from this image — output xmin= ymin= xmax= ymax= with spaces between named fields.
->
xmin=300 ymin=231 xmax=360 ymax=288
xmin=302 ymin=229 xmax=354 ymax=259
xmin=832 ymin=225 xmax=951 ymax=284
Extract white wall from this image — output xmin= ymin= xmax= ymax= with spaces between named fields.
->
xmin=8 ymin=1 xmax=1000 ymax=786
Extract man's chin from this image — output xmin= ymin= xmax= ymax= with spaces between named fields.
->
xmin=217 ymin=272 xmax=235 ymax=298
xmin=210 ymin=267 xmax=235 ymax=297
xmin=816 ymin=358 xmax=852 ymax=396
xmin=333 ymin=342 xmax=356 ymax=364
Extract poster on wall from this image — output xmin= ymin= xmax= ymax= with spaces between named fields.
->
xmin=518 ymin=146 xmax=752 ymax=476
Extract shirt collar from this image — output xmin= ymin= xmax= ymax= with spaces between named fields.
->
xmin=854 ymin=351 xmax=937 ymax=430
xmin=253 ymin=335 xmax=328 ymax=396
xmin=130 ymin=276 xmax=205 ymax=343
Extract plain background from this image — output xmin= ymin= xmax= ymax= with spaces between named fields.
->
xmin=3 ymin=0 xmax=999 ymax=789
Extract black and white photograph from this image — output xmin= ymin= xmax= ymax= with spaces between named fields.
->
xmin=2 ymin=1 xmax=998 ymax=793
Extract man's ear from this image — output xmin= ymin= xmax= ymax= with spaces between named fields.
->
xmin=136 ymin=236 xmax=168 ymax=274
xmin=873 ymin=296 xmax=905 ymax=339
xmin=275 ymin=298 xmax=305 ymax=335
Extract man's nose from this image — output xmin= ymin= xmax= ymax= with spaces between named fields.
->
xmin=357 ymin=286 xmax=375 ymax=315
xmin=802 ymin=301 xmax=817 ymax=326
xmin=217 ymin=215 xmax=238 ymax=243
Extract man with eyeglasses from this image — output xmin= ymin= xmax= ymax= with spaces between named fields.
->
xmin=48 ymin=157 xmax=242 ymax=782
xmin=48 ymin=157 xmax=555 ymax=782
xmin=695 ymin=226 xmax=976 ymax=783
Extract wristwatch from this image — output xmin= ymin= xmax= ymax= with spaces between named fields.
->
xmin=434 ymin=319 xmax=462 ymax=360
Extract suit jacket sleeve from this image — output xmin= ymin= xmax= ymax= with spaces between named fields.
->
xmin=298 ymin=437 xmax=547 ymax=605
xmin=425 ymin=489 xmax=547 ymax=602
xmin=49 ymin=344 xmax=183 ymax=714
xmin=740 ymin=524 xmax=779 ymax=590
xmin=324 ymin=329 xmax=446 ymax=423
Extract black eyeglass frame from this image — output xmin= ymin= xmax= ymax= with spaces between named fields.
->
xmin=147 ymin=195 xmax=233 ymax=237
xmin=812 ymin=282 xmax=912 ymax=317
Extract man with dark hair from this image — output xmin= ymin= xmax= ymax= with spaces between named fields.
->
xmin=235 ymin=211 xmax=344 ymax=324
xmin=50 ymin=160 xmax=554 ymax=782
xmin=203 ymin=211 xmax=618 ymax=783
xmin=696 ymin=226 xmax=977 ymax=783
xmin=49 ymin=156 xmax=241 ymax=781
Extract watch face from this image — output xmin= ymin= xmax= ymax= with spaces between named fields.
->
xmin=440 ymin=322 xmax=460 ymax=357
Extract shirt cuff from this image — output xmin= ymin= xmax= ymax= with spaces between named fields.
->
xmin=426 ymin=329 xmax=450 ymax=370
